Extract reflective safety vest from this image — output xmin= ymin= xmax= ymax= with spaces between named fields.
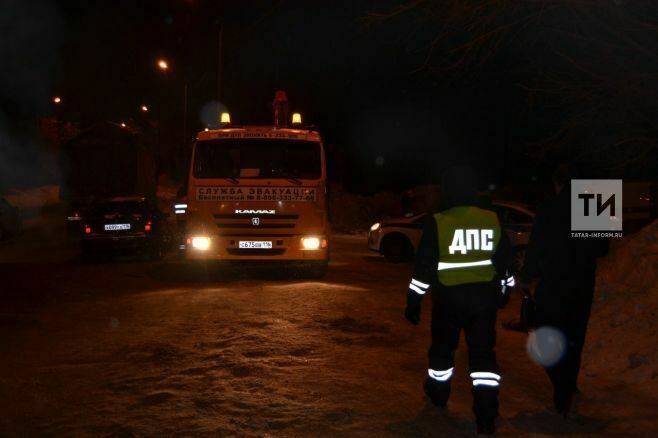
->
xmin=434 ymin=206 xmax=501 ymax=286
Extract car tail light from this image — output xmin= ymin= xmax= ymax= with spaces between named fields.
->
xmin=145 ymin=221 xmax=152 ymax=232
xmin=84 ymin=226 xmax=91 ymax=234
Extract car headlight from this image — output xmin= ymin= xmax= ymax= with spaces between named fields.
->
xmin=301 ymin=236 xmax=321 ymax=250
xmin=370 ymin=223 xmax=381 ymax=232
xmin=191 ymin=236 xmax=211 ymax=250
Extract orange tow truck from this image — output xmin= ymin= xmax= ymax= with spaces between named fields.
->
xmin=180 ymin=92 xmax=329 ymax=277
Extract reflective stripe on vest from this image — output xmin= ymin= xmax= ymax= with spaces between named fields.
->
xmin=434 ymin=206 xmax=501 ymax=286
xmin=438 ymin=259 xmax=492 ymax=271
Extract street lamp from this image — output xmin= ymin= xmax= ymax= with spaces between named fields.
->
xmin=53 ymin=96 xmax=62 ymax=104
xmin=155 ymin=58 xmax=190 ymax=177
xmin=141 ymin=105 xmax=149 ymax=112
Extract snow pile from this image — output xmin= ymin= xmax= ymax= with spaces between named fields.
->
xmin=156 ymin=174 xmax=182 ymax=203
xmin=329 ymin=184 xmax=400 ymax=234
xmin=583 ymin=220 xmax=658 ymax=395
xmin=3 ymin=185 xmax=60 ymax=211
xmin=328 ymin=184 xmax=439 ymax=234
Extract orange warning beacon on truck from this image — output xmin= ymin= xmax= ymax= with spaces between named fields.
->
xmin=181 ymin=92 xmax=329 ymax=276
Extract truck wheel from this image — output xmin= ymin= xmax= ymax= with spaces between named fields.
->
xmin=382 ymin=234 xmax=413 ymax=263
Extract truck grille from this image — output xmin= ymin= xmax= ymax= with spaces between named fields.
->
xmin=214 ymin=213 xmax=299 ymax=232
xmin=216 ymin=223 xmax=294 ymax=229
xmin=213 ymin=214 xmax=299 ymax=220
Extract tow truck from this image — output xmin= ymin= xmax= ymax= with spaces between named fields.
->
xmin=180 ymin=92 xmax=329 ymax=277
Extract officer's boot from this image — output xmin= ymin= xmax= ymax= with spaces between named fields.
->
xmin=423 ymin=378 xmax=449 ymax=407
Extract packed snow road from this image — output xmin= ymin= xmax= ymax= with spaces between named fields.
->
xmin=1 ymin=217 xmax=656 ymax=436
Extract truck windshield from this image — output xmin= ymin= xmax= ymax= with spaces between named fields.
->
xmin=193 ymin=139 xmax=321 ymax=179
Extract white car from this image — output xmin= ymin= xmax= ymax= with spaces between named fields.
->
xmin=368 ymin=200 xmax=535 ymax=273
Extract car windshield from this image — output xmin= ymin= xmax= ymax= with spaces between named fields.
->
xmin=193 ymin=139 xmax=321 ymax=179
xmin=91 ymin=201 xmax=146 ymax=216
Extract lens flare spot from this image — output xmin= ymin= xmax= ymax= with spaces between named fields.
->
xmin=526 ymin=326 xmax=567 ymax=367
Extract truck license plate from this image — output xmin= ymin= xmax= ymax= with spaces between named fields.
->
xmin=104 ymin=223 xmax=131 ymax=231
xmin=239 ymin=241 xmax=272 ymax=249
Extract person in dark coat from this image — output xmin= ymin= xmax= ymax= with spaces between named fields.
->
xmin=404 ymin=166 xmax=513 ymax=435
xmin=521 ymin=165 xmax=609 ymax=416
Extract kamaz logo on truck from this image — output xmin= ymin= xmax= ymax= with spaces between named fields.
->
xmin=235 ymin=209 xmax=275 ymax=214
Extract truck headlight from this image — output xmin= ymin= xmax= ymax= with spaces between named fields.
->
xmin=370 ymin=223 xmax=381 ymax=232
xmin=191 ymin=236 xmax=211 ymax=250
xmin=301 ymin=236 xmax=321 ymax=250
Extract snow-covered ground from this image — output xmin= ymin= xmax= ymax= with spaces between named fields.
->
xmin=0 ymin=215 xmax=657 ymax=436
xmin=584 ymin=220 xmax=658 ymax=397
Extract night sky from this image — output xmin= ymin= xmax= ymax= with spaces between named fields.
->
xmin=2 ymin=0 xmax=657 ymax=192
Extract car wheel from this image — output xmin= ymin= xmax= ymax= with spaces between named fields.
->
xmin=382 ymin=234 xmax=414 ymax=263
xmin=512 ymin=246 xmax=527 ymax=275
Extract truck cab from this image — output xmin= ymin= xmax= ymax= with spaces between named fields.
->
xmin=181 ymin=102 xmax=329 ymax=277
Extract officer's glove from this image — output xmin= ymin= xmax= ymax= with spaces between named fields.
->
xmin=405 ymin=289 xmax=424 ymax=325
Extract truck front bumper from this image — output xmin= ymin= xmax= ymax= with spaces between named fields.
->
xmin=181 ymin=234 xmax=328 ymax=261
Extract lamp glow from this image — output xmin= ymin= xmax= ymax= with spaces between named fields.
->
xmin=292 ymin=112 xmax=302 ymax=125
xmin=220 ymin=112 xmax=231 ymax=124
xmin=301 ymin=237 xmax=321 ymax=250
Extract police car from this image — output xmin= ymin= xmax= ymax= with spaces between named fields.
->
xmin=368 ymin=200 xmax=534 ymax=272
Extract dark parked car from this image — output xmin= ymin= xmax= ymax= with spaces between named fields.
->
xmin=80 ymin=197 xmax=171 ymax=260
xmin=0 ymin=197 xmax=22 ymax=240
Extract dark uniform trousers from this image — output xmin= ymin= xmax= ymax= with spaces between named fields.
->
xmin=425 ymin=282 xmax=499 ymax=421
xmin=535 ymin=270 xmax=595 ymax=404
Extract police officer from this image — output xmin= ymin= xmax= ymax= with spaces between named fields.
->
xmin=521 ymin=165 xmax=609 ymax=416
xmin=404 ymin=166 xmax=512 ymax=435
